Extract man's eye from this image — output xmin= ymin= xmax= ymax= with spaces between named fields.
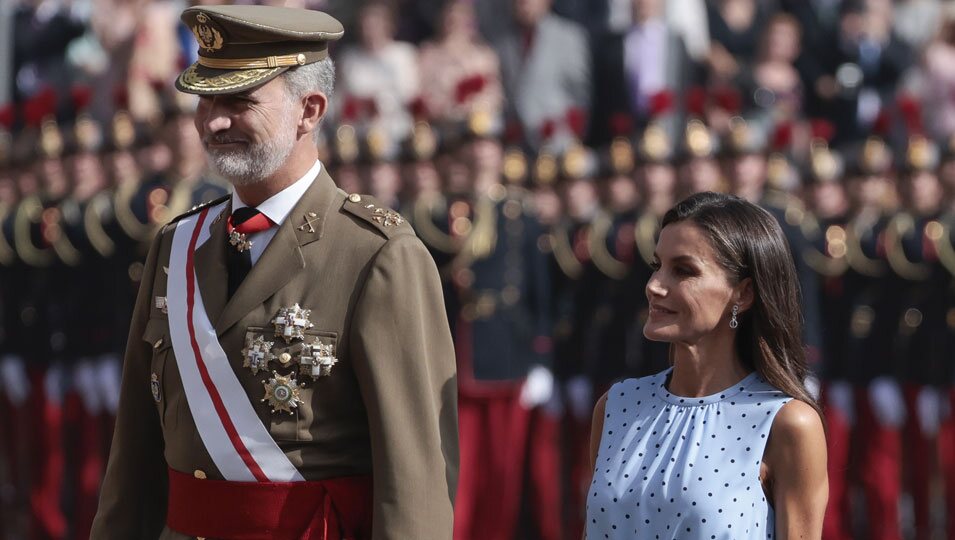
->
xmin=649 ymin=261 xmax=661 ymax=271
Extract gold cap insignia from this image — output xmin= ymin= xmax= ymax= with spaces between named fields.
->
xmin=192 ymin=14 xmax=225 ymax=52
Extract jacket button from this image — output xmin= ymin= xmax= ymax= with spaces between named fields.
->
xmin=348 ymin=193 xmax=362 ymax=203
xmin=193 ymin=469 xmax=206 ymax=480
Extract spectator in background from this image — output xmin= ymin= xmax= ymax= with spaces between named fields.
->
xmin=892 ymin=0 xmax=941 ymax=52
xmin=12 ymin=0 xmax=86 ymax=111
xmin=705 ymin=0 xmax=771 ymax=84
xmin=815 ymin=0 xmax=912 ymax=144
xmin=494 ymin=0 xmax=590 ymax=150
xmin=746 ymin=13 xmax=804 ymax=123
xmin=922 ymin=8 xmax=955 ymax=140
xmin=418 ymin=1 xmax=503 ymax=123
xmin=339 ymin=2 xmax=420 ymax=140
xmin=590 ymin=0 xmax=697 ymax=145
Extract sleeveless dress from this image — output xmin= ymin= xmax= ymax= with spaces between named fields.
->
xmin=586 ymin=368 xmax=792 ymax=539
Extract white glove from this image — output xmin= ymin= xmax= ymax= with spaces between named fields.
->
xmin=73 ymin=360 xmax=102 ymax=414
xmin=804 ymin=374 xmax=821 ymax=401
xmin=916 ymin=387 xmax=942 ymax=436
xmin=868 ymin=376 xmax=906 ymax=429
xmin=520 ymin=365 xmax=554 ymax=409
xmin=566 ymin=375 xmax=593 ymax=422
xmin=827 ymin=380 xmax=855 ymax=427
xmin=96 ymin=354 xmax=122 ymax=415
xmin=0 ymin=355 xmax=30 ymax=406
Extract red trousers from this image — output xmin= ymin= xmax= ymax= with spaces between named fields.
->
xmin=28 ymin=369 xmax=65 ymax=540
xmin=855 ymin=388 xmax=902 ymax=540
xmin=940 ymin=389 xmax=955 ymax=540
xmin=454 ymin=391 xmax=562 ymax=540
xmin=63 ymin=391 xmax=104 ymax=540
xmin=901 ymin=384 xmax=935 ymax=540
xmin=821 ymin=388 xmax=853 ymax=540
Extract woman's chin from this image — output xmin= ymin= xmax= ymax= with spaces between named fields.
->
xmin=643 ymin=323 xmax=678 ymax=342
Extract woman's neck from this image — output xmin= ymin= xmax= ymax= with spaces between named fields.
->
xmin=668 ymin=333 xmax=750 ymax=398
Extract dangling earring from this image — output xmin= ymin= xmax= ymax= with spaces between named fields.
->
xmin=730 ymin=304 xmax=740 ymax=329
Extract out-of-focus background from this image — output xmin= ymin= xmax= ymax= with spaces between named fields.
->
xmin=1 ymin=0 xmax=955 ymax=539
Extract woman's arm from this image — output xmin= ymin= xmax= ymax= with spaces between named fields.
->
xmin=766 ymin=399 xmax=829 ymax=539
xmin=589 ymin=391 xmax=609 ymax=473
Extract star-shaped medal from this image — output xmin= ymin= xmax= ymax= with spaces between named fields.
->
xmin=271 ymin=303 xmax=314 ymax=343
xmin=299 ymin=337 xmax=338 ymax=379
xmin=242 ymin=335 xmax=275 ymax=375
xmin=261 ymin=371 xmax=304 ymax=415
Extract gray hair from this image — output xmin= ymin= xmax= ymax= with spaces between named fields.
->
xmin=282 ymin=57 xmax=336 ymax=144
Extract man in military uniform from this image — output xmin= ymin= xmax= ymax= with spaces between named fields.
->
xmin=92 ymin=6 xmax=458 ymax=539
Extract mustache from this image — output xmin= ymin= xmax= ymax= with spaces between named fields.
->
xmin=203 ymin=133 xmax=249 ymax=145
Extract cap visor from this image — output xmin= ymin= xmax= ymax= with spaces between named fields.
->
xmin=175 ymin=62 xmax=289 ymax=96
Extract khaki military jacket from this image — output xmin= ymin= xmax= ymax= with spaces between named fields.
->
xmin=90 ymin=168 xmax=458 ymax=539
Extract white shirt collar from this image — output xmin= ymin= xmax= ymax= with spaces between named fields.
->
xmin=231 ymin=159 xmax=322 ymax=226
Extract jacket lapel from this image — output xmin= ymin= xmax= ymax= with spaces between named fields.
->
xmin=214 ymin=167 xmax=340 ymax=336
xmin=193 ymin=201 xmax=230 ymax=328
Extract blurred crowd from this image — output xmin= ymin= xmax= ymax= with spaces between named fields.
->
xmin=2 ymin=0 xmax=955 ymax=539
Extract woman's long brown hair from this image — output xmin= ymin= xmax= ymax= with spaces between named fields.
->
xmin=661 ymin=192 xmax=822 ymax=419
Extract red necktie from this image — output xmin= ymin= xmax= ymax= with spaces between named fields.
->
xmin=227 ymin=207 xmax=273 ymax=236
xmin=226 ymin=207 xmax=273 ymax=297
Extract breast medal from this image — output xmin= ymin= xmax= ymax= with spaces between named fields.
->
xmin=299 ymin=337 xmax=338 ymax=379
xmin=242 ymin=335 xmax=276 ymax=375
xmin=271 ymin=303 xmax=314 ymax=343
xmin=262 ymin=371 xmax=304 ymax=414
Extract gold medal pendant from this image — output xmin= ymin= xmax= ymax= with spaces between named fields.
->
xmin=229 ymin=230 xmax=253 ymax=252
xmin=262 ymin=371 xmax=304 ymax=415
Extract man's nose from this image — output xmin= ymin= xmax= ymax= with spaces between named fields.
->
xmin=199 ymin=97 xmax=231 ymax=133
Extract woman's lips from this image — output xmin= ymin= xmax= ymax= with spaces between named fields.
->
xmin=648 ymin=304 xmax=677 ymax=316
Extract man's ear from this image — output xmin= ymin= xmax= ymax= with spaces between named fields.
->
xmin=735 ymin=277 xmax=755 ymax=313
xmin=299 ymin=92 xmax=328 ymax=137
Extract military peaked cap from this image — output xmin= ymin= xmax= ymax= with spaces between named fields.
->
xmin=176 ymin=5 xmax=344 ymax=96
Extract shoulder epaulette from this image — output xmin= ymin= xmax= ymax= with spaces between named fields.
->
xmin=164 ymin=194 xmax=231 ymax=229
xmin=341 ymin=193 xmax=412 ymax=238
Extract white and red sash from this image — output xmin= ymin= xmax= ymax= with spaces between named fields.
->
xmin=167 ymin=204 xmax=304 ymax=482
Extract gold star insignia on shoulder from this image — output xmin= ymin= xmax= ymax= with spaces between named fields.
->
xmin=262 ymin=371 xmax=304 ymax=415
xmin=371 ymin=207 xmax=404 ymax=227
xmin=242 ymin=335 xmax=275 ymax=375
xmin=272 ymin=303 xmax=314 ymax=343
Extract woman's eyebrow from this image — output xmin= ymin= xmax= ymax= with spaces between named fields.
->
xmin=653 ymin=253 xmax=700 ymax=265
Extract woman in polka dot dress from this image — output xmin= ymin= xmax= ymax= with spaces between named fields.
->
xmin=587 ymin=193 xmax=828 ymax=539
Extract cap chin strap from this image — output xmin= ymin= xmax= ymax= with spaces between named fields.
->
xmin=198 ymin=51 xmax=324 ymax=70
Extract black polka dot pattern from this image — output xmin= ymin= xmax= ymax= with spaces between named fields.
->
xmin=585 ymin=368 xmax=790 ymax=539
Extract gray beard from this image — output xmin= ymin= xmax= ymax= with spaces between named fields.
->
xmin=205 ymin=129 xmax=296 ymax=186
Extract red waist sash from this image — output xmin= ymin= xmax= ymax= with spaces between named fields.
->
xmin=166 ymin=467 xmax=372 ymax=540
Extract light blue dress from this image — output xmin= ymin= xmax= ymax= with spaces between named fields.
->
xmin=586 ymin=368 xmax=791 ymax=540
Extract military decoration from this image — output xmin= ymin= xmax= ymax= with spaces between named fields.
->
xmin=262 ymin=371 xmax=304 ymax=414
xmin=242 ymin=335 xmax=276 ymax=375
xmin=299 ymin=337 xmax=338 ymax=379
xmin=229 ymin=230 xmax=253 ymax=253
xmin=272 ymin=303 xmax=314 ymax=343
xmin=151 ymin=373 xmax=161 ymax=403
xmin=155 ymin=296 xmax=168 ymax=314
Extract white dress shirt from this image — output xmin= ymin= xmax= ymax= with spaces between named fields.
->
xmin=230 ymin=159 xmax=321 ymax=265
